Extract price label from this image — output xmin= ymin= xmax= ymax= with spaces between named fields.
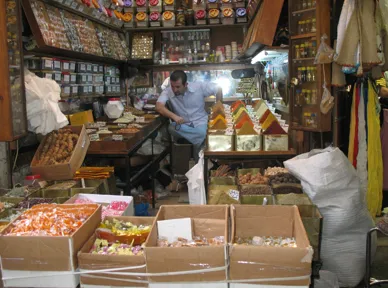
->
xmin=112 ymin=134 xmax=124 ymax=141
xmin=89 ymin=134 xmax=99 ymax=141
xmin=97 ymin=121 xmax=106 ymax=126
xmin=71 ymin=2 xmax=78 ymax=9
xmin=225 ymin=128 xmax=234 ymax=136
xmin=118 ymin=123 xmax=127 ymax=128
xmin=228 ymin=190 xmax=240 ymax=201
xmin=55 ymin=73 xmax=61 ymax=81
xmin=136 ymin=117 xmax=145 ymax=123
xmin=80 ymin=64 xmax=86 ymax=71
xmin=44 ymin=59 xmax=52 ymax=69
xmin=63 ymin=62 xmax=69 ymax=70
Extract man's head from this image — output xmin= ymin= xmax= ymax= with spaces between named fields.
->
xmin=170 ymin=70 xmax=188 ymax=96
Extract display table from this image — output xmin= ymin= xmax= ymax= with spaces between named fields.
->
xmin=203 ymin=149 xmax=297 ymax=196
xmin=86 ymin=116 xmax=170 ymax=207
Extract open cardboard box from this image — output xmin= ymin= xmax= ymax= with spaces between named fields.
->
xmin=0 ymin=204 xmax=101 ymax=288
xmin=78 ymin=216 xmax=155 ymax=287
xmin=229 ymin=205 xmax=312 ymax=287
xmin=145 ymin=205 xmax=229 ymax=283
xmin=31 ymin=126 xmax=90 ymax=180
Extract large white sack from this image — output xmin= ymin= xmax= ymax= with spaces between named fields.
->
xmin=284 ymin=147 xmax=375 ymax=287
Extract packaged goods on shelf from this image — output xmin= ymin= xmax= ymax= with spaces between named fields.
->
xmin=162 ymin=11 xmax=175 ymax=27
xmin=145 ymin=205 xmax=229 ymax=283
xmin=30 ymin=126 xmax=90 ymax=180
xmin=221 ymin=7 xmax=234 ymax=24
xmin=78 ymin=216 xmax=154 ymax=287
xmin=0 ymin=204 xmax=101 ymax=288
xmin=229 ymin=205 xmax=312 ymax=286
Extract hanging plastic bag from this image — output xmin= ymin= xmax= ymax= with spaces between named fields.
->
xmin=320 ymin=84 xmax=335 ymax=114
xmin=185 ymin=150 xmax=206 ymax=205
xmin=314 ymin=34 xmax=335 ymax=64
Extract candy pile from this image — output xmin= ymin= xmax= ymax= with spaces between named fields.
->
xmin=73 ymin=199 xmax=129 ymax=219
xmin=17 ymin=198 xmax=54 ymax=209
xmin=4 ymin=204 xmax=98 ymax=236
xmin=157 ymin=236 xmax=225 ymax=248
xmin=90 ymin=238 xmax=144 ymax=256
xmin=238 ymin=172 xmax=269 ymax=185
xmin=235 ymin=236 xmax=297 ymax=248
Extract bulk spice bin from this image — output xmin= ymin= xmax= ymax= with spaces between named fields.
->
xmin=0 ymin=204 xmax=101 ymax=288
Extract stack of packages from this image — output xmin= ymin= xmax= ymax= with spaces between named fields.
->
xmin=207 ymin=100 xmax=289 ymax=152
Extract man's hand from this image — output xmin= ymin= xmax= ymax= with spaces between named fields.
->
xmin=173 ymin=116 xmax=185 ymax=124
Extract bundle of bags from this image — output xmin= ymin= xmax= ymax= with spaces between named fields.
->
xmin=24 ymin=69 xmax=68 ymax=135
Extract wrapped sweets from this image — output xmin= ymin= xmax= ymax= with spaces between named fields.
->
xmin=235 ymin=236 xmax=297 ymax=247
xmin=157 ymin=236 xmax=225 ymax=247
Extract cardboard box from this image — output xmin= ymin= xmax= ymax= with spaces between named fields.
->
xmin=68 ymin=110 xmax=94 ymax=126
xmin=145 ymin=205 xmax=229 ymax=283
xmin=78 ymin=216 xmax=155 ymax=287
xmin=229 ymin=205 xmax=312 ymax=286
xmin=66 ymin=194 xmax=134 ymax=217
xmin=0 ymin=204 xmax=101 ymax=288
xmin=149 ymin=283 xmax=228 ymax=288
xmin=31 ymin=126 xmax=90 ymax=180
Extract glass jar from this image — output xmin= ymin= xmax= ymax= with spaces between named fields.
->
xmin=311 ymin=18 xmax=317 ymax=32
xmin=308 ymin=41 xmax=313 ymax=57
xmin=176 ymin=9 xmax=185 ymax=26
xmin=311 ymin=41 xmax=317 ymax=57
xmin=300 ymin=44 xmax=305 ymax=58
xmin=304 ymin=112 xmax=311 ymax=127
xmin=185 ymin=9 xmax=194 ymax=26
xmin=300 ymin=89 xmax=305 ymax=105
xmin=305 ymin=19 xmax=311 ymax=33
xmin=304 ymin=41 xmax=310 ymax=57
xmin=307 ymin=0 xmax=312 ymax=8
xmin=297 ymin=67 xmax=303 ymax=83
xmin=301 ymin=66 xmax=307 ymax=82
xmin=295 ymin=89 xmax=301 ymax=105
xmin=302 ymin=0 xmax=307 ymax=9
xmin=104 ymin=98 xmax=124 ymax=119
xmin=298 ymin=21 xmax=305 ymax=34
xmin=307 ymin=67 xmax=312 ymax=82
xmin=311 ymin=66 xmax=316 ymax=81
xmin=305 ymin=89 xmax=311 ymax=104
xmin=311 ymin=113 xmax=317 ymax=128
xmin=295 ymin=45 xmax=300 ymax=59
xmin=311 ymin=89 xmax=317 ymax=104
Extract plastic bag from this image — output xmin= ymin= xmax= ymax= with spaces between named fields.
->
xmin=185 ymin=150 xmax=206 ymax=205
xmin=314 ymin=270 xmax=339 ymax=288
xmin=137 ymin=139 xmax=165 ymax=155
xmin=314 ymin=34 xmax=335 ymax=64
xmin=320 ymin=85 xmax=335 ymax=114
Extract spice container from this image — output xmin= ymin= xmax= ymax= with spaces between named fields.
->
xmin=298 ymin=20 xmax=305 ymax=35
xmin=149 ymin=0 xmax=162 ymax=11
xmin=77 ymin=62 xmax=87 ymax=73
xmin=61 ymin=85 xmax=71 ymax=97
xmin=305 ymin=19 xmax=311 ymax=33
xmin=195 ymin=10 xmax=207 ymax=25
xmin=136 ymin=0 xmax=148 ymax=11
xmin=221 ymin=8 xmax=234 ymax=25
xmin=162 ymin=11 xmax=175 ymax=27
xmin=300 ymin=43 xmax=305 ymax=58
xmin=105 ymin=98 xmax=124 ymax=119
xmin=163 ymin=0 xmax=175 ymax=10
xmin=150 ymin=11 xmax=161 ymax=26
xmin=185 ymin=9 xmax=194 ymax=25
xmin=208 ymin=9 xmax=220 ymax=24
xmin=311 ymin=18 xmax=316 ymax=32
xmin=53 ymin=72 xmax=62 ymax=83
xmin=93 ymin=74 xmax=104 ymax=84
xmin=304 ymin=41 xmax=310 ymax=57
xmin=41 ymin=57 xmax=54 ymax=70
xmin=94 ymin=85 xmax=104 ymax=95
xmin=62 ymin=72 xmax=71 ymax=84
xmin=235 ymin=7 xmax=247 ymax=22
xmin=297 ymin=67 xmax=303 ymax=84
xmin=176 ymin=9 xmax=185 ymax=26
xmin=136 ymin=12 xmax=149 ymax=27
xmin=78 ymin=85 xmax=89 ymax=96
xmin=305 ymin=89 xmax=311 ymax=104
xmin=52 ymin=58 xmax=62 ymax=71
xmin=91 ymin=64 xmax=99 ymax=74
xmin=70 ymin=84 xmax=79 ymax=96
xmin=295 ymin=44 xmax=300 ymax=59
xmin=307 ymin=67 xmax=312 ymax=82
xmin=311 ymin=41 xmax=317 ymax=57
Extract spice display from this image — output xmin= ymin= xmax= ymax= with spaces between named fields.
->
xmin=212 ymin=165 xmax=234 ymax=177
xmin=71 ymin=16 xmax=103 ymax=56
xmin=46 ymin=181 xmax=78 ymax=190
xmin=35 ymin=128 xmax=79 ymax=166
xmin=272 ymin=184 xmax=303 ymax=194
xmin=117 ymin=128 xmax=140 ymax=133
xmin=45 ymin=5 xmax=71 ymax=50
xmin=131 ymin=33 xmax=153 ymax=60
xmin=95 ymin=218 xmax=151 ymax=245
xmin=238 ymin=172 xmax=269 ymax=185
xmin=264 ymin=167 xmax=289 ymax=176
xmin=5 ymin=186 xmax=37 ymax=197
xmin=157 ymin=236 xmax=225 ymax=247
xmin=234 ymin=236 xmax=297 ymax=247
xmin=91 ymin=238 xmax=144 ymax=255
xmin=17 ymin=198 xmax=54 ymax=209
xmin=4 ymin=204 xmax=98 ymax=236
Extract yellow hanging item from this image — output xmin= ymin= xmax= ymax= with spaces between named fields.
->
xmin=366 ymin=80 xmax=383 ymax=217
xmin=348 ymin=86 xmax=356 ymax=165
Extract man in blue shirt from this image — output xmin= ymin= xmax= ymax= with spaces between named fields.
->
xmin=156 ymin=70 xmax=222 ymax=161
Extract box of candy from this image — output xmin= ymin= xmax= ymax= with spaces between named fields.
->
xmin=0 ymin=204 xmax=101 ymax=288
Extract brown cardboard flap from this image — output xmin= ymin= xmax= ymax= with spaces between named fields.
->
xmin=158 ymin=205 xmax=229 ymax=221
xmin=192 ymin=218 xmax=227 ymax=239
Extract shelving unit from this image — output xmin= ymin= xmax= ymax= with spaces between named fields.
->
xmin=146 ymin=62 xmax=251 ymax=71
xmin=288 ymin=0 xmax=331 ymax=132
xmin=0 ymin=0 xmax=28 ymax=141
xmin=124 ymin=23 xmax=247 ymax=32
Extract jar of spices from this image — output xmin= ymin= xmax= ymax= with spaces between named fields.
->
xmin=176 ymin=9 xmax=185 ymax=26
xmin=311 ymin=89 xmax=317 ymax=104
xmin=311 ymin=41 xmax=317 ymax=57
xmin=298 ymin=20 xmax=305 ymax=34
xmin=296 ymin=89 xmax=302 ymax=105
xmin=304 ymin=41 xmax=310 ymax=57
xmin=311 ymin=66 xmax=316 ymax=81
xmin=307 ymin=67 xmax=312 ymax=82
xmin=185 ymin=9 xmax=194 ymax=26
xmin=305 ymin=19 xmax=311 ymax=33
xmin=311 ymin=18 xmax=316 ymax=32
xmin=300 ymin=44 xmax=305 ymax=58
xmin=304 ymin=112 xmax=311 ymax=127
xmin=307 ymin=0 xmax=312 ymax=8
xmin=302 ymin=0 xmax=307 ymax=9
xmin=295 ymin=45 xmax=300 ymax=59
xmin=297 ymin=67 xmax=303 ymax=83
xmin=308 ymin=41 xmax=313 ymax=57
xmin=305 ymin=89 xmax=311 ymax=104
xmin=301 ymin=67 xmax=307 ymax=82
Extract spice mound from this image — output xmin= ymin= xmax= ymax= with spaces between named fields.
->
xmin=235 ymin=236 xmax=297 ymax=247
xmin=4 ymin=204 xmax=98 ymax=236
xmin=157 ymin=236 xmax=225 ymax=247
xmin=238 ymin=172 xmax=269 ymax=185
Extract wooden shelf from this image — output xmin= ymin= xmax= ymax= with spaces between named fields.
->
xmin=41 ymin=0 xmax=122 ymax=32
xmin=291 ymin=7 xmax=316 ymax=15
xmin=293 ymin=57 xmax=315 ymax=62
xmin=144 ymin=62 xmax=252 ymax=71
xmin=204 ymin=149 xmax=296 ymax=158
xmin=291 ymin=125 xmax=330 ymax=132
xmin=124 ymin=23 xmax=247 ymax=32
xmin=290 ymin=33 xmax=316 ymax=40
xmin=60 ymin=94 xmax=122 ymax=99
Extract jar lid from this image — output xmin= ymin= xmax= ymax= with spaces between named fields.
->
xmin=163 ymin=11 xmax=174 ymax=20
xmin=195 ymin=10 xmax=206 ymax=19
xmin=150 ymin=11 xmax=160 ymax=21
xmin=209 ymin=9 xmax=219 ymax=18
xmin=136 ymin=11 xmax=147 ymax=21
xmin=136 ymin=0 xmax=146 ymax=6
xmin=25 ymin=175 xmax=41 ymax=180
xmin=150 ymin=0 xmax=159 ymax=6
xmin=236 ymin=8 xmax=246 ymax=17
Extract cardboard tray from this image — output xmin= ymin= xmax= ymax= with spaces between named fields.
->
xmin=229 ymin=205 xmax=312 ymax=286
xmin=145 ymin=205 xmax=229 ymax=283
xmin=30 ymin=126 xmax=90 ymax=180
xmin=78 ymin=216 xmax=155 ymax=287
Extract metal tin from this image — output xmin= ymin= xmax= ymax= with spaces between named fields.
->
xmin=235 ymin=134 xmax=262 ymax=151
xmin=263 ymin=134 xmax=289 ymax=151
xmin=207 ymin=132 xmax=234 ymax=151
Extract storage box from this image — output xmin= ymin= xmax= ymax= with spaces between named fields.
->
xmin=263 ymin=135 xmax=288 ymax=151
xmin=235 ymin=135 xmax=262 ymax=151
xmin=145 ymin=205 xmax=229 ymax=283
xmin=229 ymin=205 xmax=312 ymax=286
xmin=68 ymin=110 xmax=94 ymax=126
xmin=78 ymin=216 xmax=154 ymax=287
xmin=0 ymin=204 xmax=101 ymax=288
xmin=207 ymin=131 xmax=234 ymax=151
xmin=30 ymin=126 xmax=90 ymax=180
xmin=65 ymin=194 xmax=134 ymax=217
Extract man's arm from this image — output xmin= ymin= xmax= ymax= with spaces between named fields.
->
xmin=155 ymin=102 xmax=184 ymax=124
